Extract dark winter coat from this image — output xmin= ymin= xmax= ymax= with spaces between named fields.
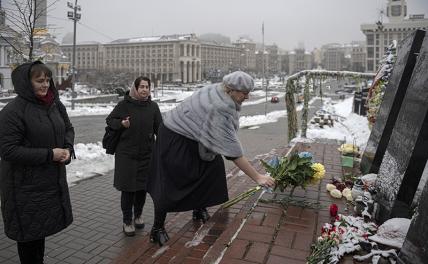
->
xmin=106 ymin=92 xmax=162 ymax=192
xmin=0 ymin=61 xmax=75 ymax=242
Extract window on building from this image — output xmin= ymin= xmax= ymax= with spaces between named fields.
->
xmin=367 ymin=34 xmax=374 ymax=45
xmin=391 ymin=5 xmax=402 ymax=16
xmin=367 ymin=47 xmax=374 ymax=57
xmin=367 ymin=60 xmax=374 ymax=71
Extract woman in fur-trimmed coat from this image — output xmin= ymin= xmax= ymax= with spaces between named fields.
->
xmin=147 ymin=71 xmax=275 ymax=246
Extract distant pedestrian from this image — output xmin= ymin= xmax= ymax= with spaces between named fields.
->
xmin=106 ymin=76 xmax=162 ymax=236
xmin=147 ymin=71 xmax=275 ymax=246
xmin=0 ymin=61 xmax=75 ymax=264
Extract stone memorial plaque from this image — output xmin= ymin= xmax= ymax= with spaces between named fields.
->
xmin=375 ymin=32 xmax=428 ymax=222
xmin=398 ymin=179 xmax=428 ymax=264
xmin=361 ymin=30 xmax=426 ymax=174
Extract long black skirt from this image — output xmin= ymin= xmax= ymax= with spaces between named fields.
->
xmin=147 ymin=123 xmax=228 ymax=212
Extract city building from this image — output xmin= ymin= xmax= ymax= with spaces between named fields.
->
xmin=350 ymin=41 xmax=366 ymax=72
xmin=279 ymin=51 xmax=290 ymax=74
xmin=233 ymin=37 xmax=256 ymax=72
xmin=288 ymin=48 xmax=313 ymax=74
xmin=62 ymin=34 xmax=202 ymax=83
xmin=60 ymin=35 xmax=269 ymax=83
xmin=255 ymin=49 xmax=269 ymax=75
xmin=266 ymin=44 xmax=280 ymax=74
xmin=321 ymin=43 xmax=347 ymax=71
xmin=311 ymin=48 xmax=322 ymax=69
xmin=61 ymin=42 xmax=104 ymax=72
xmin=361 ymin=0 xmax=428 ymax=72
xmin=200 ymin=41 xmax=241 ymax=79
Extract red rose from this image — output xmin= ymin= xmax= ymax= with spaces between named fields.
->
xmin=330 ymin=204 xmax=338 ymax=217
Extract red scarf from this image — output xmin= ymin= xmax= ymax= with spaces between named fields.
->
xmin=37 ymin=89 xmax=55 ymax=106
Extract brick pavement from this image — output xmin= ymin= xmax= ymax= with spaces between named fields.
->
xmin=0 ymin=141 xmax=348 ymax=263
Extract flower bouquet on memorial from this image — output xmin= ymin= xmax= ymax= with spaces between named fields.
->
xmin=222 ymin=152 xmax=325 ymax=209
xmin=261 ymin=151 xmax=325 ymax=195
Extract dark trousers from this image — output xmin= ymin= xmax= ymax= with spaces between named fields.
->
xmin=121 ymin=190 xmax=147 ymax=224
xmin=17 ymin=238 xmax=45 ymax=264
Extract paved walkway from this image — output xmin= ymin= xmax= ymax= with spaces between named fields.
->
xmin=0 ymin=141 xmax=348 ymax=263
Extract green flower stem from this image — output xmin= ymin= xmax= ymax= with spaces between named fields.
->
xmin=222 ymin=186 xmax=261 ymax=209
xmin=289 ymin=186 xmax=296 ymax=197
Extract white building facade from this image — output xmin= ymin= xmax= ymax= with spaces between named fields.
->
xmin=361 ymin=0 xmax=428 ymax=72
xmin=62 ymin=34 xmax=202 ymax=83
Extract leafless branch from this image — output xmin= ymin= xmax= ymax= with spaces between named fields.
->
xmin=0 ymin=34 xmax=25 ymax=58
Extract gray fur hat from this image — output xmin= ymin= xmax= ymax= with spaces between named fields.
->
xmin=223 ymin=71 xmax=254 ymax=92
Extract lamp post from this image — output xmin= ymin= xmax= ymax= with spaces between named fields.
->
xmin=67 ymin=0 xmax=81 ymax=110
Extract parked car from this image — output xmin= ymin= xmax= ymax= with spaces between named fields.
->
xmin=271 ymin=96 xmax=279 ymax=103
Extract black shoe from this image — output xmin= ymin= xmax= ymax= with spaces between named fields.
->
xmin=192 ymin=208 xmax=210 ymax=223
xmin=150 ymin=228 xmax=170 ymax=246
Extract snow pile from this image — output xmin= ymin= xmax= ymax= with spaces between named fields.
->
xmin=67 ymin=142 xmax=114 ymax=185
xmin=307 ymin=97 xmax=370 ymax=149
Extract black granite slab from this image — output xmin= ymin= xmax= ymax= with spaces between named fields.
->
xmin=375 ymin=32 xmax=428 ymax=222
xmin=361 ymin=30 xmax=426 ymax=174
xmin=398 ymin=178 xmax=428 ymax=264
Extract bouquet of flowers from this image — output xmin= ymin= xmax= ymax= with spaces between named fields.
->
xmin=222 ymin=152 xmax=325 ymax=208
xmin=307 ymin=214 xmax=378 ymax=264
xmin=261 ymin=151 xmax=325 ymax=194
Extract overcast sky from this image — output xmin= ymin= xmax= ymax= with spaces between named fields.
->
xmin=31 ymin=0 xmax=428 ymax=50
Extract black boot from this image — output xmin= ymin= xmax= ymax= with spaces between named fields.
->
xmin=150 ymin=227 xmax=170 ymax=246
xmin=192 ymin=208 xmax=210 ymax=223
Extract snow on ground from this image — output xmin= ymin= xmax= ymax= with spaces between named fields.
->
xmin=67 ymin=143 xmax=114 ymax=186
xmin=240 ymin=110 xmax=287 ymax=128
xmin=306 ymin=97 xmax=370 ymax=149
xmin=239 ymin=97 xmax=317 ymax=128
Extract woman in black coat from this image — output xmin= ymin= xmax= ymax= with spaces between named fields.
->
xmin=106 ymin=76 xmax=162 ymax=236
xmin=0 ymin=61 xmax=75 ymax=264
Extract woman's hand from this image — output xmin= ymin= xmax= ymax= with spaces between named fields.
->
xmin=52 ymin=148 xmax=70 ymax=163
xmin=232 ymin=157 xmax=276 ymax=188
xmin=255 ymin=173 xmax=275 ymax=188
xmin=59 ymin=149 xmax=71 ymax=163
xmin=121 ymin=116 xmax=130 ymax=128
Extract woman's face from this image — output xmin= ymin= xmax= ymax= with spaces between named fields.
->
xmin=137 ymin=80 xmax=150 ymax=98
xmin=31 ymin=73 xmax=50 ymax=98
xmin=228 ymin=90 xmax=250 ymax=105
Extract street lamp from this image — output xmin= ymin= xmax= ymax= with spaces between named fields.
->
xmin=67 ymin=0 xmax=82 ymax=110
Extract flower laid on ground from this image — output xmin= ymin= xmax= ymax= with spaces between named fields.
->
xmin=326 ymin=178 xmax=354 ymax=200
xmin=329 ymin=204 xmax=338 ymax=218
xmin=298 ymin=151 xmax=313 ymax=160
xmin=337 ymin=143 xmax=360 ymax=156
xmin=311 ymin=162 xmax=325 ymax=184
xmin=222 ymin=152 xmax=326 ymax=209
xmin=261 ymin=151 xmax=325 ymax=194
xmin=307 ymin=214 xmax=378 ymax=264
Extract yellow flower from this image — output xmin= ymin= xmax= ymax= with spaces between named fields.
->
xmin=312 ymin=163 xmax=325 ymax=180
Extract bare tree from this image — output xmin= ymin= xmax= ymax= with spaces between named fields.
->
xmin=1 ymin=0 xmax=59 ymax=61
